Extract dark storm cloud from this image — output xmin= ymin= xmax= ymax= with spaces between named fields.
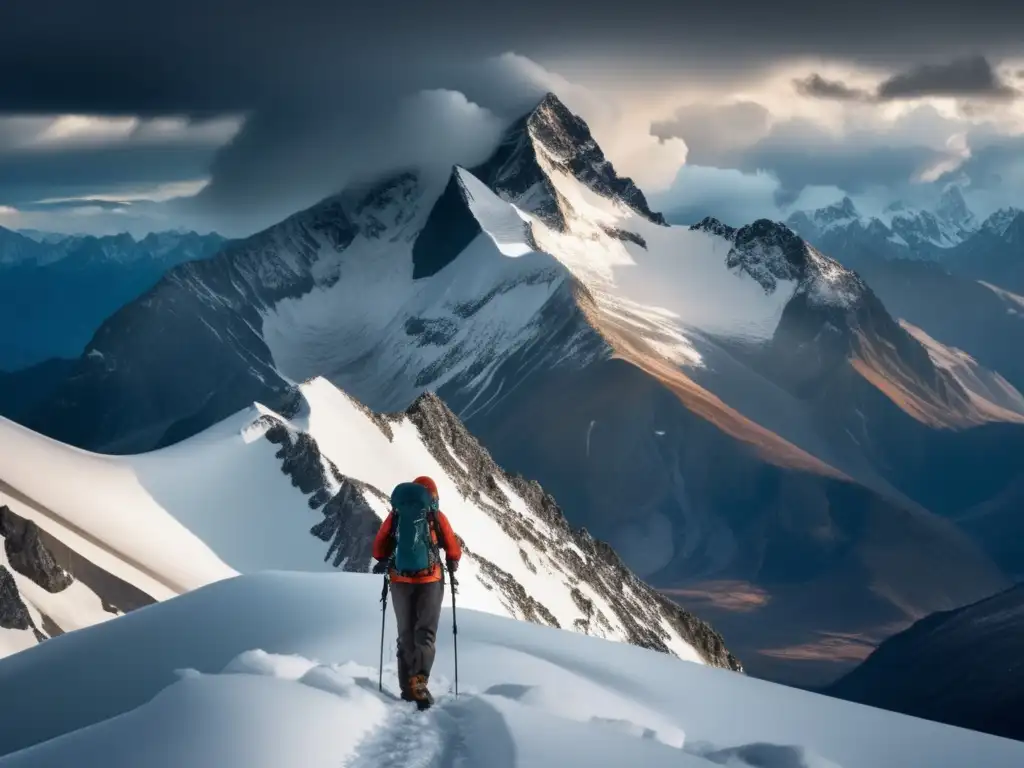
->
xmin=795 ymin=57 xmax=1018 ymax=103
xmin=877 ymin=56 xmax=1018 ymax=100
xmin=4 ymin=0 xmax=1024 ymax=117
xmin=3 ymin=0 xmax=1024 ymax=234
xmin=793 ymin=74 xmax=871 ymax=102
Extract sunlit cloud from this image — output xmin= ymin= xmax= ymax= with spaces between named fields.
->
xmin=33 ymin=178 xmax=211 ymax=206
xmin=7 ymin=114 xmax=244 ymax=152
xmin=916 ymin=132 xmax=972 ymax=182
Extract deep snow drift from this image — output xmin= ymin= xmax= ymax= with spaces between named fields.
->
xmin=0 ymin=571 xmax=1020 ymax=768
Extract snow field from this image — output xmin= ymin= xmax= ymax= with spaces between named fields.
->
xmin=0 ymin=571 xmax=1020 ymax=768
xmin=0 ymin=415 xmax=234 ymax=598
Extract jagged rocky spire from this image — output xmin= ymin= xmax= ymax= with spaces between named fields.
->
xmin=468 ymin=92 xmax=666 ymax=229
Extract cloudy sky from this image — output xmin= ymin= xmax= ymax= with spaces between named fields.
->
xmin=1 ymin=0 xmax=1023 ymax=236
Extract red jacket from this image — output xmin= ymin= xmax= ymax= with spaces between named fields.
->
xmin=372 ymin=508 xmax=462 ymax=584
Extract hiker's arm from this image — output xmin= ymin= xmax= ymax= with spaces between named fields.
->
xmin=436 ymin=511 xmax=462 ymax=561
xmin=372 ymin=512 xmax=395 ymax=561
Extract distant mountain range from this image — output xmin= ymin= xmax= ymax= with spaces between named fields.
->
xmin=785 ymin=189 xmax=1024 ymax=292
xmin=782 ymin=191 xmax=1024 ymax=587
xmin=784 ymin=190 xmax=1024 ymax=415
xmin=0 ymin=228 xmax=227 ymax=371
xmin=11 ymin=93 xmax=1023 ymax=692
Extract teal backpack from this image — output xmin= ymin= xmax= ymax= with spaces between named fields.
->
xmin=389 ymin=482 xmax=441 ymax=576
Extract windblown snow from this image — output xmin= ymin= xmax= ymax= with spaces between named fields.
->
xmin=0 ymin=572 xmax=1019 ymax=768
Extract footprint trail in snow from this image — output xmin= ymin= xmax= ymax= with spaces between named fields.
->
xmin=345 ymin=695 xmax=464 ymax=768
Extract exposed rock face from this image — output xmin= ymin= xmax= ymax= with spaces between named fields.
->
xmin=469 ymin=92 xmax=667 ymax=231
xmin=412 ymin=171 xmax=486 ymax=280
xmin=690 ymin=216 xmax=737 ymax=240
xmin=0 ymin=505 xmax=155 ymax=618
xmin=260 ymin=416 xmax=381 ymax=573
xmin=0 ymin=507 xmax=73 ymax=593
xmin=0 ymin=566 xmax=35 ymax=633
xmin=472 ymin=553 xmax=562 ymax=629
xmin=19 ymin=91 xmax=664 ymax=457
xmin=251 ymin=384 xmax=741 ymax=671
xmin=399 ymin=391 xmax=741 ymax=670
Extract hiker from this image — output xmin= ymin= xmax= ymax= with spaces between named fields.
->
xmin=372 ymin=475 xmax=462 ymax=708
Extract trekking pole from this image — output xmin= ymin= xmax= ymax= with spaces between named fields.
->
xmin=378 ymin=574 xmax=389 ymax=692
xmin=449 ymin=570 xmax=459 ymax=697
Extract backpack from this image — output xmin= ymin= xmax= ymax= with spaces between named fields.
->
xmin=389 ymin=482 xmax=441 ymax=576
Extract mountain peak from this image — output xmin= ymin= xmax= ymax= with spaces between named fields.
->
xmin=690 ymin=216 xmax=737 ymax=239
xmin=724 ymin=219 xmax=863 ymax=306
xmin=533 ymin=90 xmax=566 ymax=112
xmin=525 ymin=91 xmax=589 ymax=156
xmin=980 ymin=207 xmax=1024 ymax=239
xmin=789 ymin=197 xmax=860 ymax=236
xmin=937 ymin=184 xmax=976 ymax=230
xmin=472 ymin=90 xmax=666 ymax=228
xmin=834 ymin=196 xmax=859 ymax=217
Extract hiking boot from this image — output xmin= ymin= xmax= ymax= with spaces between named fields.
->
xmin=410 ymin=674 xmax=433 ymax=710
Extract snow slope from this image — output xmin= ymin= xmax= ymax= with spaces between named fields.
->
xmin=259 ymin=170 xmax=571 ymax=415
xmin=0 ymin=375 xmax=736 ymax=667
xmin=0 ymin=415 xmax=235 ymax=600
xmin=0 ymin=571 xmax=1019 ymax=768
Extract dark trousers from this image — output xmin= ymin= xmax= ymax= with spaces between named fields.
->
xmin=390 ymin=579 xmax=444 ymax=688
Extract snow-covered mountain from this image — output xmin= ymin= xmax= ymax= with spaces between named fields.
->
xmin=978 ymin=207 xmax=1024 ymax=239
xmin=944 ymin=208 xmax=1024 ymax=294
xmin=0 ymin=571 xmax=1020 ymax=768
xmin=790 ymin=194 xmax=1024 ymax=398
xmin=14 ymin=229 xmax=76 ymax=245
xmin=0 ymin=227 xmax=226 ymax=269
xmin=0 ymin=228 xmax=48 ymax=267
xmin=0 ymin=375 xmax=738 ymax=669
xmin=0 ymin=228 xmax=226 ymax=371
xmin=787 ymin=191 xmax=1024 ymax=294
xmin=825 ymin=583 xmax=1024 ymax=744
xmin=21 ymin=92 xmax=1019 ymax=685
xmin=786 ymin=188 xmax=984 ymax=262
